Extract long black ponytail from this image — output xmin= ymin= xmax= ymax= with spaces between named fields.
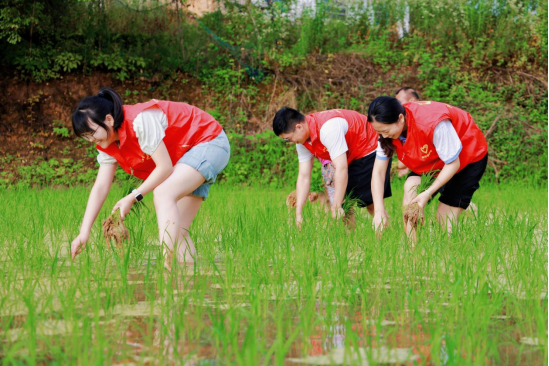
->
xmin=72 ymin=87 xmax=124 ymax=138
xmin=367 ymin=96 xmax=405 ymax=158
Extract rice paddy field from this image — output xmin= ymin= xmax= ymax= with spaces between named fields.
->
xmin=0 ymin=180 xmax=547 ymax=365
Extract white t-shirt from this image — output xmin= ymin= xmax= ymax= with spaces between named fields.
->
xmin=97 ymin=108 xmax=168 ymax=165
xmin=296 ymin=117 xmax=358 ymax=163
xmin=375 ymin=120 xmax=462 ymax=164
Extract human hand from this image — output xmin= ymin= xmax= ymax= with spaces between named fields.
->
xmin=112 ymin=195 xmax=135 ymax=220
xmin=410 ymin=190 xmax=430 ymax=209
xmin=331 ymin=206 xmax=345 ymax=220
xmin=372 ymin=210 xmax=390 ymax=233
xmin=296 ymin=213 xmax=303 ymax=228
xmin=71 ymin=232 xmax=89 ymax=260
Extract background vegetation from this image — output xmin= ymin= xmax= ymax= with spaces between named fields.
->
xmin=0 ymin=0 xmax=547 ymax=188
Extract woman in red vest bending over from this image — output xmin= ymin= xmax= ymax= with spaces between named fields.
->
xmin=368 ymin=97 xmax=488 ymax=239
xmin=70 ymin=88 xmax=230 ymax=268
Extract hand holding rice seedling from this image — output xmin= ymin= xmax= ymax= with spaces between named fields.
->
xmin=403 ymin=170 xmax=437 ymax=230
xmin=102 ymin=208 xmax=129 ymax=250
xmin=338 ymin=193 xmax=362 ymax=231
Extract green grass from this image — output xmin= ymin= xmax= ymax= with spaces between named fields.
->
xmin=0 ymin=179 xmax=547 ymax=365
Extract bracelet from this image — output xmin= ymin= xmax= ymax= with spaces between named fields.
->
xmin=425 ymin=188 xmax=432 ymax=196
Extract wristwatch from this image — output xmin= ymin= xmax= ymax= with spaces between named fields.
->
xmin=132 ymin=189 xmax=144 ymax=202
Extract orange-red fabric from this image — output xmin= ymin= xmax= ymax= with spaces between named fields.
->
xmin=97 ymin=99 xmax=222 ymax=179
xmin=393 ymin=101 xmax=487 ymax=174
xmin=302 ymin=109 xmax=378 ymax=164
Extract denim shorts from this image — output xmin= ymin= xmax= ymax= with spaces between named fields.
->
xmin=177 ymin=130 xmax=230 ymax=199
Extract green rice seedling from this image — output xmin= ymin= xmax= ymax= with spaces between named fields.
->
xmin=0 ymin=181 xmax=546 ymax=364
xmin=341 ymin=192 xmax=363 ymax=230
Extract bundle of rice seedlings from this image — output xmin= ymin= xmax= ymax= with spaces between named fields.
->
xmin=403 ymin=170 xmax=438 ymax=230
xmin=341 ymin=193 xmax=363 ymax=231
xmin=286 ymin=190 xmax=329 ymax=209
xmin=102 ymin=208 xmax=129 ymax=250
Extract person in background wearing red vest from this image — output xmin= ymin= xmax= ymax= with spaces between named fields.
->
xmin=273 ymin=107 xmax=392 ymax=226
xmin=368 ymin=96 xmax=488 ymax=240
xmin=395 ymin=87 xmax=420 ymax=104
xmin=69 ymin=88 xmax=230 ymax=268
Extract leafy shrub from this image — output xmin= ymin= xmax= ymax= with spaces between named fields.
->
xmin=219 ymin=131 xmax=323 ymax=189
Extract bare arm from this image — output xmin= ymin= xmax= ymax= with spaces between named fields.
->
xmin=372 ymin=157 xmax=390 ymax=230
xmin=295 ymin=158 xmax=313 ymax=225
xmin=412 ymin=157 xmax=460 ymax=208
xmin=71 ymin=163 xmax=117 ymax=259
xmin=427 ymin=157 xmax=460 ymax=194
xmin=80 ymin=164 xmax=117 ymax=234
xmin=113 ymin=141 xmax=174 ymax=218
xmin=331 ymin=153 xmax=348 ymax=218
xmin=136 ymin=141 xmax=174 ymax=196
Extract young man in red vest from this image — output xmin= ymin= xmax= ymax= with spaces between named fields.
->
xmin=368 ymin=96 xmax=488 ymax=240
xmin=70 ymin=88 xmax=230 ymax=269
xmin=273 ymin=107 xmax=392 ymax=226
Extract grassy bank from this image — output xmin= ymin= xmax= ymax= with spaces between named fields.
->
xmin=0 ymin=0 xmax=547 ymax=188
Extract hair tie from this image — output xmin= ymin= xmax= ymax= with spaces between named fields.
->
xmin=97 ymin=91 xmax=105 ymax=98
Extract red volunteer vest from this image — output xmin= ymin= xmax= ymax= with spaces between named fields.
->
xmin=303 ymin=109 xmax=378 ymax=164
xmin=97 ymin=100 xmax=222 ymax=179
xmin=394 ymin=101 xmax=488 ymax=174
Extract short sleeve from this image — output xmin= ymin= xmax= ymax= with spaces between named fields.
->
xmin=296 ymin=143 xmax=314 ymax=163
xmin=97 ymin=150 xmax=117 ymax=165
xmin=375 ymin=140 xmax=389 ymax=160
xmin=319 ymin=117 xmax=349 ymax=160
xmin=433 ymin=120 xmax=462 ymax=164
xmin=133 ymin=108 xmax=168 ymax=156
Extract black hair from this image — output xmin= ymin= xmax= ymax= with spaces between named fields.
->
xmin=272 ymin=107 xmax=305 ymax=136
xmin=395 ymin=86 xmax=420 ymax=101
xmin=72 ymin=87 xmax=124 ymax=138
xmin=367 ymin=96 xmax=406 ymax=158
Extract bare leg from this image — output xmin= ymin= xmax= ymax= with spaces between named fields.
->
xmin=175 ymin=195 xmax=203 ymax=263
xmin=366 ymin=204 xmax=374 ymax=216
xmin=436 ymin=203 xmax=463 ymax=234
xmin=402 ymin=176 xmax=421 ymax=242
xmin=397 ymin=160 xmax=410 ymax=177
xmin=153 ymin=164 xmax=205 ymax=270
xmin=465 ymin=202 xmax=478 ymax=216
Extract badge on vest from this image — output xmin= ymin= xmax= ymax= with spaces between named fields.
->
xmin=420 ymin=144 xmax=432 ymax=159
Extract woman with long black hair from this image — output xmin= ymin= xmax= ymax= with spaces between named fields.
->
xmin=70 ymin=88 xmax=230 ymax=268
xmin=368 ymin=97 xmax=488 ymax=240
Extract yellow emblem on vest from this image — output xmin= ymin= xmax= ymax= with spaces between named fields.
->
xmin=420 ymin=144 xmax=432 ymax=159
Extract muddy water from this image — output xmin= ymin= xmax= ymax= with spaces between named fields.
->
xmin=0 ymin=269 xmax=546 ymax=365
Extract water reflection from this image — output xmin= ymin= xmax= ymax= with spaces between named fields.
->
xmin=299 ymin=301 xmax=427 ymax=364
